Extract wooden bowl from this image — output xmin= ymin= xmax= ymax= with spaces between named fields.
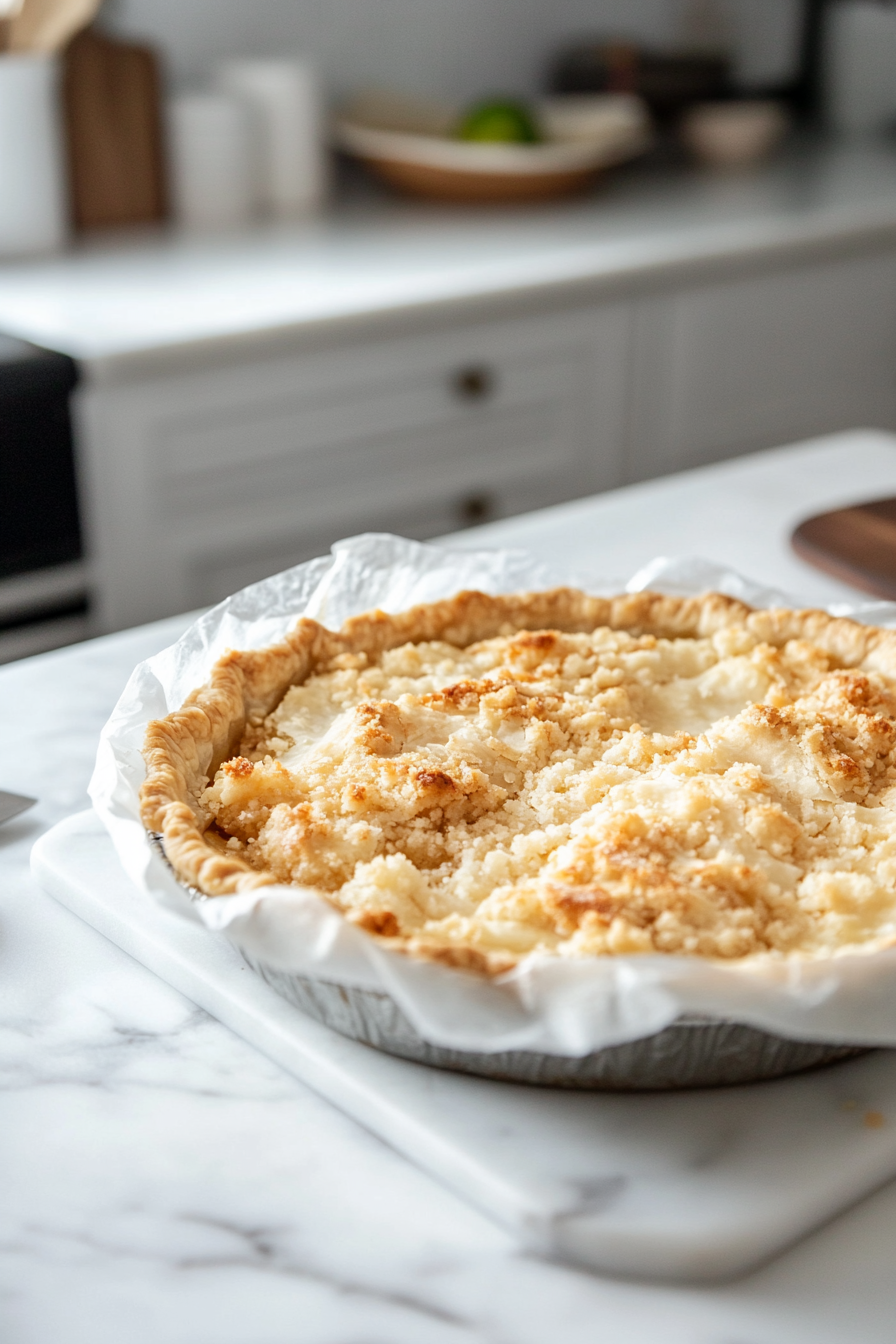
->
xmin=335 ymin=114 xmax=649 ymax=203
xmin=357 ymin=156 xmax=601 ymax=203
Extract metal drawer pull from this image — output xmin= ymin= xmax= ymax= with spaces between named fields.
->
xmin=451 ymin=365 xmax=495 ymax=401
xmin=458 ymin=492 xmax=496 ymax=526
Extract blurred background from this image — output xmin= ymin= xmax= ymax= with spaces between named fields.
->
xmin=103 ymin=0 xmax=803 ymax=100
xmin=1 ymin=0 xmax=895 ymax=660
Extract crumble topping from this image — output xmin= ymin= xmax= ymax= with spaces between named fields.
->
xmin=200 ymin=623 xmax=896 ymax=963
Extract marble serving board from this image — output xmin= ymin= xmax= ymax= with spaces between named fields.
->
xmin=32 ymin=810 xmax=896 ymax=1284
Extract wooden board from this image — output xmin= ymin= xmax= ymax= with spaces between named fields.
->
xmin=792 ymin=496 xmax=896 ymax=599
xmin=63 ymin=28 xmax=167 ymax=231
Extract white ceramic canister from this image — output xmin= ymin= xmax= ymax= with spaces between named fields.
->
xmin=0 ymin=53 xmax=68 ymax=257
xmin=168 ymin=92 xmax=258 ymax=231
xmin=216 ymin=58 xmax=327 ymax=216
xmin=823 ymin=0 xmax=896 ymax=135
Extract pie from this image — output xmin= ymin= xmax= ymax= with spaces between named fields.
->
xmin=141 ymin=588 xmax=896 ymax=974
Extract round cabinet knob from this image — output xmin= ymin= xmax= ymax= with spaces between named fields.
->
xmin=458 ymin=492 xmax=496 ymax=526
xmin=451 ymin=365 xmax=496 ymax=401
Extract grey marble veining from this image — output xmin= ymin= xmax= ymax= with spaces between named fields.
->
xmin=34 ymin=809 xmax=896 ymax=1287
xmin=6 ymin=438 xmax=896 ymax=1340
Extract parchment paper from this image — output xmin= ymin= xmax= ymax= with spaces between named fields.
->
xmin=89 ymin=534 xmax=896 ymax=1054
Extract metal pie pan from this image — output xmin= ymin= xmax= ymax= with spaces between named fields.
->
xmin=243 ymin=954 xmax=866 ymax=1091
xmin=149 ymin=835 xmax=867 ymax=1090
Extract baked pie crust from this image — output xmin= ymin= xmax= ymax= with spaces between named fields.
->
xmin=141 ymin=587 xmax=896 ymax=975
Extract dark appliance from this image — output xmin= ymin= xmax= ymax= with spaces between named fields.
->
xmin=0 ymin=335 xmax=88 ymax=658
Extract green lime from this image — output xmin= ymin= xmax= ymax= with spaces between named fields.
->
xmin=457 ymin=99 xmax=540 ymax=144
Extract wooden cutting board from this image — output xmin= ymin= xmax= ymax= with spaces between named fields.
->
xmin=63 ymin=28 xmax=168 ymax=230
xmin=792 ymin=496 xmax=896 ymax=599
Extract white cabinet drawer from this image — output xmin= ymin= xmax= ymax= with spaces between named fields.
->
xmin=79 ymin=303 xmax=629 ymax=628
xmin=154 ymin=333 xmax=588 ymax=533
xmin=627 ymin=250 xmax=896 ymax=481
xmin=183 ymin=454 xmax=590 ymax=609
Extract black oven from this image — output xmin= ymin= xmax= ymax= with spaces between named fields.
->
xmin=0 ymin=336 xmax=89 ymax=661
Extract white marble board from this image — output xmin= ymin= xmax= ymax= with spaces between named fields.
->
xmin=32 ymin=810 xmax=896 ymax=1284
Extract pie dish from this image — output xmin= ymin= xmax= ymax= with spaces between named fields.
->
xmin=141 ymin=586 xmax=896 ymax=980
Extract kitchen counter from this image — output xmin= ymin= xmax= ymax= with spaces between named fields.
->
xmin=1 ymin=138 xmax=896 ymax=378
xmin=4 ymin=430 xmax=896 ymax=1343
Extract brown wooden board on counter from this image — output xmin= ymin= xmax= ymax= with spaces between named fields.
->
xmin=792 ymin=496 xmax=896 ymax=598
xmin=63 ymin=28 xmax=167 ymax=231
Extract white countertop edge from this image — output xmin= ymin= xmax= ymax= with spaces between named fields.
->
xmin=3 ymin=140 xmax=896 ymax=376
xmin=53 ymin=204 xmax=896 ymax=381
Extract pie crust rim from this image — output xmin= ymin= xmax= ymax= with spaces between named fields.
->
xmin=139 ymin=586 xmax=896 ymax=975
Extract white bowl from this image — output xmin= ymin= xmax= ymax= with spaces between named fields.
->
xmin=681 ymin=100 xmax=788 ymax=169
xmin=539 ymin=92 xmax=650 ymax=147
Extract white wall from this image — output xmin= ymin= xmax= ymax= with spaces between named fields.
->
xmin=101 ymin=0 xmax=803 ymax=102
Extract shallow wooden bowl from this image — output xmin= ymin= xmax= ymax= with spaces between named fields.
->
xmin=362 ymin=155 xmax=600 ymax=202
xmin=335 ymin=118 xmax=647 ymax=204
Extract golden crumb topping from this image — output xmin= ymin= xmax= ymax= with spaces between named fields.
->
xmin=200 ymin=622 xmax=896 ymax=965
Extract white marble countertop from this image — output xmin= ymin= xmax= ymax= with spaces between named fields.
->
xmin=2 ymin=140 xmax=896 ymax=377
xmin=5 ymin=431 xmax=896 ymax=1342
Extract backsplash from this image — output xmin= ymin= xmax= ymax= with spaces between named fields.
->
xmin=101 ymin=0 xmax=803 ymax=100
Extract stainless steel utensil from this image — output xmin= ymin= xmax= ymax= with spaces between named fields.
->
xmin=0 ymin=789 xmax=36 ymax=825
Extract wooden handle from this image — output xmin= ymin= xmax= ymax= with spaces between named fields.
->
xmin=792 ymin=498 xmax=896 ymax=599
xmin=63 ymin=28 xmax=168 ymax=230
xmin=8 ymin=0 xmax=102 ymax=53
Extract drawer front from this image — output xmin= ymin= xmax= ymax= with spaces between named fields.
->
xmin=151 ymin=319 xmax=603 ymax=545
xmin=628 ymin=250 xmax=896 ymax=482
xmin=79 ymin=303 xmax=629 ymax=628
xmin=157 ymin=366 xmax=578 ymax=529
xmin=183 ymin=467 xmax=577 ymax=609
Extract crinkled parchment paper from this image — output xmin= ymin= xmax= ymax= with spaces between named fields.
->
xmin=90 ymin=534 xmax=896 ymax=1054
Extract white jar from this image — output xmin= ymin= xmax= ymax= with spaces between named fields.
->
xmin=168 ymin=92 xmax=258 ymax=231
xmin=0 ymin=54 xmax=68 ymax=257
xmin=216 ymin=59 xmax=327 ymax=216
xmin=823 ymin=1 xmax=896 ymax=134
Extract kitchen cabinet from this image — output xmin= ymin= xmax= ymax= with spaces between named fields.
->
xmin=6 ymin=141 xmax=896 ymax=640
xmin=76 ymin=303 xmax=630 ymax=630
xmin=626 ymin=250 xmax=896 ymax=481
xmin=73 ymin=242 xmax=896 ymax=634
